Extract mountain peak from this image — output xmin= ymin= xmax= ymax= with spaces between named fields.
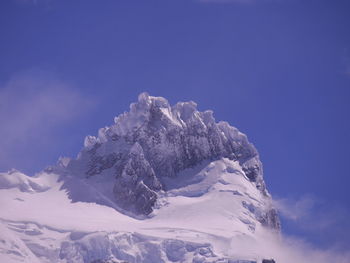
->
xmin=111 ymin=92 xmax=202 ymax=137
xmin=62 ymin=93 xmax=279 ymax=230
xmin=136 ymin=91 xmax=171 ymax=108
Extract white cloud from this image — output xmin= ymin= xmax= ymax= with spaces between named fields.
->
xmin=0 ymin=69 xmax=95 ymax=172
xmin=270 ymin=194 xmax=350 ymax=259
xmin=266 ymin=232 xmax=350 ymax=263
xmin=227 ymin=225 xmax=350 ymax=263
xmin=273 ymin=195 xmax=350 ymax=232
xmin=273 ymin=195 xmax=316 ymax=221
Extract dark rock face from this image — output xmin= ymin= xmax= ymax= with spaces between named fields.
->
xmin=262 ymin=259 xmax=276 ymax=263
xmin=262 ymin=209 xmax=280 ymax=230
xmin=242 ymin=201 xmax=281 ymax=230
xmin=66 ymin=93 xmax=279 ymax=229
xmin=112 ymin=142 xmax=161 ymax=214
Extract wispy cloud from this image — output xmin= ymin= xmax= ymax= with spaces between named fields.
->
xmin=273 ymin=195 xmax=315 ymax=221
xmin=228 ymin=222 xmax=350 ymax=263
xmin=263 ymin=231 xmax=350 ymax=263
xmin=223 ymin=193 xmax=350 ymax=262
xmin=0 ymin=69 xmax=95 ymax=173
xmin=274 ymin=195 xmax=350 ymax=232
xmin=273 ymin=194 xmax=350 ymax=255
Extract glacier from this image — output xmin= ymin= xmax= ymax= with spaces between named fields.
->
xmin=0 ymin=93 xmax=280 ymax=263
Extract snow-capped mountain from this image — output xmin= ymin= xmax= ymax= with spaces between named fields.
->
xmin=0 ymin=93 xmax=280 ymax=263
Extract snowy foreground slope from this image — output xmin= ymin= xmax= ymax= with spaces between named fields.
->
xmin=0 ymin=93 xmax=284 ymax=263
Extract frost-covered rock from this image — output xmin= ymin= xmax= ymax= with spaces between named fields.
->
xmin=112 ymin=142 xmax=162 ymax=215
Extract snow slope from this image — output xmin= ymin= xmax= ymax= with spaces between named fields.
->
xmin=0 ymin=158 xmax=279 ymax=263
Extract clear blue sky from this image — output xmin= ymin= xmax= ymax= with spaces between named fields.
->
xmin=0 ymin=0 xmax=349 ymax=252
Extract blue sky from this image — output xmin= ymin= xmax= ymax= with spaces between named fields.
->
xmin=1 ymin=0 xmax=349 ymax=254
